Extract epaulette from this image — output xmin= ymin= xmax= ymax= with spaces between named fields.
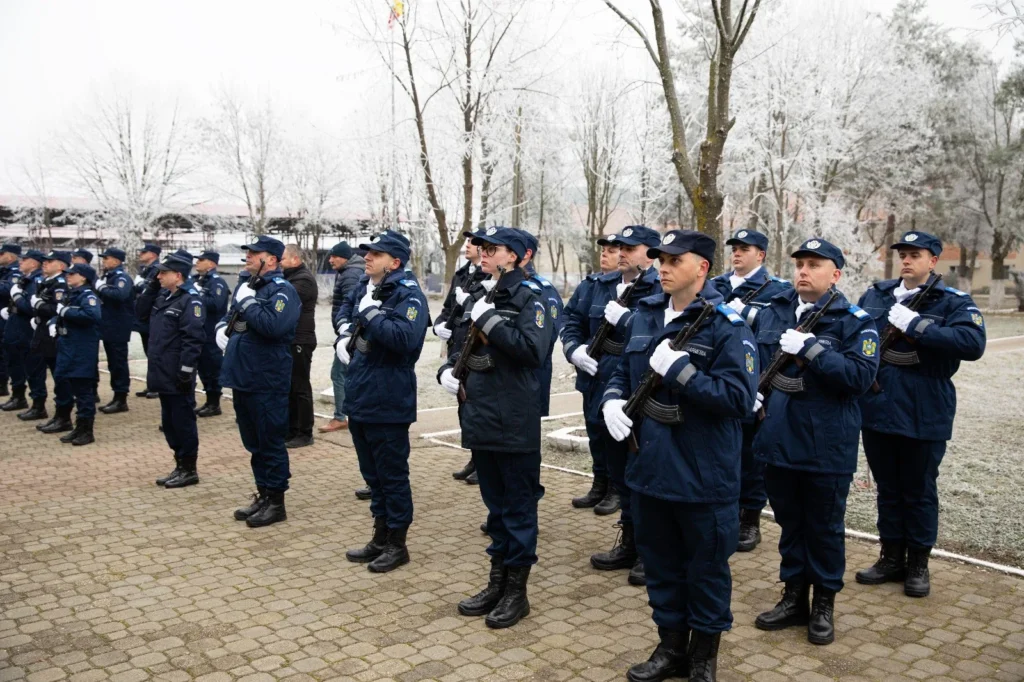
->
xmin=716 ymin=303 xmax=744 ymax=326
xmin=523 ymin=280 xmax=542 ymax=293
xmin=848 ymin=304 xmax=870 ymax=320
xmin=771 ymin=276 xmax=789 ymax=284
xmin=210 ymin=272 xmax=221 ymax=279
xmin=585 ymin=273 xmax=599 ymax=281
xmin=945 ymin=287 xmax=968 ymax=297
xmin=400 ymin=279 xmax=418 ymax=288
xmin=273 ymin=277 xmax=286 ymax=285
xmin=532 ymin=275 xmax=552 ymax=287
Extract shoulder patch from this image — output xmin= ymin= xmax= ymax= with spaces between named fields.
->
xmin=193 ymin=303 xmax=202 ymax=318
xmin=848 ymin=304 xmax=869 ymax=320
xmin=406 ymin=306 xmax=419 ymax=321
xmin=716 ymin=303 xmax=744 ymax=326
xmin=533 ymin=301 xmax=546 ymax=328
xmin=273 ymin=277 xmax=286 ymax=285
xmin=945 ymin=286 xmax=968 ymax=297
xmin=88 ymin=296 xmax=97 ymax=306
xmin=400 ymin=279 xmax=418 ymax=288
xmin=274 ymin=299 xmax=286 ymax=313
xmin=524 ymin=280 xmax=542 ymax=293
xmin=211 ymin=273 xmax=221 ymax=279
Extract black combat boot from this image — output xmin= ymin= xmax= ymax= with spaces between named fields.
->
xmin=164 ymin=462 xmax=199 ymax=488
xmin=145 ymin=391 xmax=159 ymax=399
xmin=354 ymin=486 xmax=372 ymax=500
xmin=480 ymin=521 xmax=489 ymax=534
xmin=156 ymin=460 xmax=183 ymax=486
xmin=59 ymin=419 xmax=85 ymax=443
xmin=904 ymin=546 xmax=931 ymax=598
xmin=458 ymin=555 xmax=508 ymax=616
xmin=0 ymin=383 xmax=7 ymax=397
xmin=195 ymin=394 xmax=222 ymax=417
xmin=485 ymin=565 xmax=531 ymax=629
xmin=807 ymin=586 xmax=836 ymax=645
xmin=246 ymin=490 xmax=287 ymax=527
xmin=134 ymin=388 xmax=150 ymax=398
xmin=687 ymin=631 xmax=721 ymax=682
xmin=452 ymin=458 xmax=475 ymax=480
xmin=571 ymin=475 xmax=609 ymax=508
xmin=99 ymin=392 xmax=129 ymax=414
xmin=591 ymin=521 xmax=638 ymax=571
xmin=38 ymin=405 xmax=73 ymax=433
xmin=70 ymin=418 xmax=95 ymax=446
xmin=755 ymin=581 xmax=810 ymax=631
xmin=345 ymin=516 xmax=388 ymax=563
xmin=465 ymin=470 xmax=479 ymax=485
xmin=737 ymin=508 xmax=762 ymax=552
xmin=17 ymin=399 xmax=48 ymax=421
xmin=368 ymin=526 xmax=410 ymax=573
xmin=234 ymin=489 xmax=267 ymax=520
xmin=856 ymin=540 xmax=906 ymax=585
xmin=626 ymin=627 xmax=690 ymax=682
xmin=1 ymin=386 xmax=28 ymax=411
xmin=593 ymin=489 xmax=621 ymax=516
xmin=628 ymin=559 xmax=646 ymax=586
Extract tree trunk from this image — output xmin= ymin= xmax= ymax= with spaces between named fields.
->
xmin=883 ymin=212 xmax=896 ymax=280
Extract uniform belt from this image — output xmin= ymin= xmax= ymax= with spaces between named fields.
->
xmin=770 ymin=373 xmax=805 ymax=393
xmin=231 ymin=319 xmax=248 ymax=334
xmin=642 ymin=398 xmax=683 ymax=425
xmin=601 ymin=338 xmax=624 ymax=356
xmin=355 ymin=336 xmax=371 ymax=354
xmin=465 ymin=353 xmax=495 ymax=372
xmin=881 ymin=348 xmax=920 ymax=366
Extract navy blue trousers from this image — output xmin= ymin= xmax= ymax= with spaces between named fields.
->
xmin=584 ymin=421 xmax=608 ymax=479
xmin=766 ymin=465 xmax=852 ymax=593
xmin=862 ymin=429 xmax=946 ymax=549
xmin=350 ymin=421 xmax=413 ymax=528
xmin=26 ymin=352 xmax=48 ymax=400
xmin=603 ymin=424 xmax=633 ymax=524
xmin=474 ymin=449 xmax=544 ymax=567
xmin=232 ymin=390 xmax=290 ymax=491
xmin=160 ymin=393 xmax=198 ymax=465
xmin=739 ymin=422 xmax=767 ymax=511
xmin=68 ymin=378 xmax=96 ymax=419
xmin=4 ymin=342 xmax=26 ymax=389
xmin=102 ymin=340 xmax=131 ymax=393
xmin=633 ymin=493 xmax=738 ymax=634
xmin=197 ymin=342 xmax=223 ymax=397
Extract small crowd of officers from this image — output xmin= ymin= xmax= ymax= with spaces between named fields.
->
xmin=0 ymin=221 xmax=988 ymax=682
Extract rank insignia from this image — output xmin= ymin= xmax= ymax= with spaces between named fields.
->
xmin=862 ymin=338 xmax=877 ymax=357
xmin=274 ymin=299 xmax=285 ymax=313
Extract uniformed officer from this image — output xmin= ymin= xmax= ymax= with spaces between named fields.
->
xmin=335 ymin=231 xmax=429 ymax=573
xmin=216 ymin=235 xmax=300 ymax=527
xmin=191 ymin=251 xmax=229 ymax=417
xmin=855 ymin=231 xmax=985 ymax=598
xmin=751 ymin=238 xmax=878 ymax=646
xmin=22 ymin=251 xmax=72 ymax=425
xmin=439 ymin=226 xmax=551 ymax=629
xmin=137 ymin=251 xmax=206 ymax=488
xmin=711 ymin=229 xmax=791 ymax=552
xmin=94 ymin=248 xmax=136 ymax=414
xmin=0 ymin=244 xmax=23 ymax=401
xmin=72 ymin=249 xmax=94 ymax=265
xmin=517 ymin=229 xmax=564 ymax=417
xmin=562 ymin=226 xmax=662 ymax=586
xmin=601 ymin=230 xmax=756 ymax=682
xmin=51 ymin=263 xmax=101 ymax=445
xmin=132 ymin=243 xmax=162 ymax=399
xmin=1 ymin=248 xmax=42 ymax=413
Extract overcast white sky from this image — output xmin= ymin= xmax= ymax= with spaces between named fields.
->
xmin=0 ymin=0 xmax=1017 ymax=196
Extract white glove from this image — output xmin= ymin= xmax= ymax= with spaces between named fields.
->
xmin=481 ymin=280 xmax=496 ymax=292
xmin=602 ymin=399 xmax=633 ymax=442
xmin=780 ymin=328 xmax=814 ymax=355
xmin=335 ymin=340 xmax=351 ymax=365
xmin=471 ymin=298 xmax=495 ymax=322
xmin=234 ymin=282 xmax=255 ymax=303
xmin=454 ymin=286 xmax=469 ymax=306
xmin=133 ymin=275 xmax=145 ymax=286
xmin=30 ymin=294 xmax=41 ymax=308
xmin=570 ymin=345 xmax=599 ymax=376
xmin=216 ymin=326 xmax=229 ymax=351
xmin=650 ymin=338 xmax=688 ymax=377
xmin=753 ymin=391 xmax=763 ymax=413
xmin=10 ymin=284 xmax=22 ymax=297
xmin=615 ymin=282 xmax=628 ymax=298
xmin=192 ymin=283 xmax=203 ymax=294
xmin=440 ymin=368 xmax=460 ymax=396
xmin=434 ymin=319 xmax=452 ymax=340
xmin=30 ymin=317 xmax=38 ymax=330
xmin=57 ymin=303 xmax=67 ymax=317
xmin=95 ymin=280 xmax=107 ymax=291
xmin=795 ymin=300 xmax=815 ymax=322
xmin=336 ymin=321 xmax=351 ymax=336
xmin=358 ymin=288 xmax=382 ymax=313
xmin=727 ymin=298 xmax=746 ymax=314
xmin=48 ymin=323 xmax=57 ymax=338
xmin=0 ymin=308 xmax=7 ymax=321
xmin=604 ymin=300 xmax=628 ymax=325
xmin=888 ymin=303 xmax=918 ymax=333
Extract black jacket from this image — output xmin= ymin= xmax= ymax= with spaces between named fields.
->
xmin=136 ymin=285 xmax=206 ymax=394
xmin=31 ymin=275 xmax=68 ymax=357
xmin=331 ymin=254 xmax=365 ymax=320
xmin=284 ymin=263 xmax=318 ymax=346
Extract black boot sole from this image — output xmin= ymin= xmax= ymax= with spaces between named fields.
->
xmin=485 ymin=603 xmax=530 ymax=629
xmin=196 ymin=409 xmax=222 ymax=417
xmin=458 ymin=597 xmax=502 ymax=617
xmin=345 ymin=550 xmax=384 ymax=564
xmin=755 ymin=613 xmax=809 ymax=631
xmin=590 ymin=555 xmax=636 ymax=571
xmin=164 ymin=475 xmax=199 ymax=489
xmin=39 ymin=424 xmax=74 ymax=434
xmin=71 ymin=437 xmax=95 ymax=446
xmin=99 ymin=406 xmax=129 ymax=414
xmin=855 ymin=569 xmax=906 ymax=585
xmin=737 ymin=531 xmax=761 ymax=552
xmin=593 ymin=502 xmax=621 ymax=516
xmin=367 ymin=551 xmax=410 ymax=573
xmin=627 ymin=569 xmax=646 ymax=586
xmin=355 ymin=490 xmax=372 ymax=500
xmin=18 ymin=412 xmax=48 ymax=421
xmin=571 ymin=497 xmax=602 ymax=508
xmin=904 ymin=583 xmax=930 ymax=598
xmin=808 ymin=629 xmax=835 ymax=645
xmin=1 ymin=403 xmax=28 ymax=411
xmin=246 ymin=512 xmax=287 ymax=528
xmin=626 ymin=662 xmax=689 ymax=682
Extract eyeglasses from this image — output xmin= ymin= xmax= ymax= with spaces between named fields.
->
xmin=481 ymin=245 xmax=507 ymax=257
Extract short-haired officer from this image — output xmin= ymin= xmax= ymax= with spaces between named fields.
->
xmin=0 ymin=244 xmax=24 ymax=405
xmin=439 ymin=226 xmax=551 ymax=629
xmin=711 ymin=229 xmax=791 ymax=552
xmin=335 ymin=230 xmax=429 ymax=573
xmin=51 ymin=263 xmax=101 ymax=445
xmin=192 ymin=251 xmax=230 ymax=417
xmin=217 ymin=236 xmax=300 ymax=527
xmin=22 ymin=251 xmax=72 ymax=425
xmin=137 ymin=250 xmax=206 ymax=488
xmin=72 ymin=249 xmax=94 ymax=265
xmin=132 ymin=243 xmax=162 ymax=399
xmin=2 ymin=248 xmax=43 ymax=413
xmin=855 ymin=231 xmax=985 ymax=598
xmin=601 ymin=230 xmax=756 ymax=682
xmin=94 ymin=248 xmax=136 ymax=414
xmin=561 ymin=226 xmax=662 ymax=587
xmin=751 ymin=238 xmax=878 ymax=646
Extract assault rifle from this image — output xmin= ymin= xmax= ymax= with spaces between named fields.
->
xmin=452 ymin=267 xmax=506 ymax=404
xmin=587 ymin=265 xmax=643 ymax=361
xmin=870 ymin=274 xmax=943 ymax=393
xmin=623 ymin=294 xmax=716 ymax=453
xmin=226 ymin=259 xmax=265 ymax=339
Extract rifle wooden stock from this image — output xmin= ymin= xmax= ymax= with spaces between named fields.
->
xmin=586 ymin=265 xmax=643 ymax=361
xmin=453 ymin=267 xmax=506 ymax=404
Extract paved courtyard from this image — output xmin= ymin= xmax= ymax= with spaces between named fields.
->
xmin=1 ymin=386 xmax=1023 ymax=682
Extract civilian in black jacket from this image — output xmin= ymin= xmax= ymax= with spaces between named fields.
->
xmin=282 ymin=245 xmax=319 ymax=448
xmin=321 ymin=242 xmax=364 ymax=433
